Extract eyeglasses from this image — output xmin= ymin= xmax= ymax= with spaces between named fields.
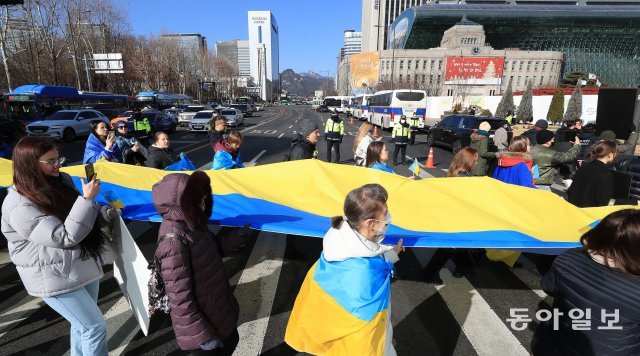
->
xmin=39 ymin=157 xmax=66 ymax=168
xmin=117 ymin=126 xmax=128 ymax=130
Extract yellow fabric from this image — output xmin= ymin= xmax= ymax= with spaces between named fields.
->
xmin=285 ymin=263 xmax=388 ymax=355
xmin=486 ymin=249 xmax=521 ymax=267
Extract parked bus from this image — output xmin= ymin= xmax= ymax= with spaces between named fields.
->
xmin=135 ymin=91 xmax=192 ymax=110
xmin=352 ymin=94 xmax=372 ymax=120
xmin=368 ymin=90 xmax=427 ymax=129
xmin=4 ymin=85 xmax=128 ymax=123
xmin=323 ymin=96 xmax=353 ymax=113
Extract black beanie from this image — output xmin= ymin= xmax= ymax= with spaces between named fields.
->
xmin=536 ymin=130 xmax=555 ymax=145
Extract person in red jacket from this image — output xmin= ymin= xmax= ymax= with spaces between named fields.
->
xmin=152 ymin=171 xmax=239 ymax=354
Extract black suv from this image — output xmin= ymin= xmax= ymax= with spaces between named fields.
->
xmin=230 ymin=104 xmax=253 ymax=118
xmin=426 ymin=115 xmax=511 ymax=153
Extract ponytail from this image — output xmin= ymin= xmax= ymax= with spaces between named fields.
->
xmin=331 ymin=216 xmax=343 ymax=229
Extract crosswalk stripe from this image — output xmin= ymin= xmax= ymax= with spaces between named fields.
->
xmin=0 ymin=292 xmax=44 ymax=338
xmin=233 ymin=232 xmax=286 ymax=355
xmin=436 ymin=269 xmax=529 ymax=356
xmin=0 ymin=250 xmax=11 ymax=268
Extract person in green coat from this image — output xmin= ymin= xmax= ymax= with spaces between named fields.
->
xmin=530 ymin=130 xmax=581 ymax=190
xmin=469 ymin=121 xmax=495 ymax=176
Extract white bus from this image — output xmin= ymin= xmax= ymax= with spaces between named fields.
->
xmin=352 ymin=94 xmax=372 ymax=120
xmin=368 ymin=90 xmax=427 ymax=129
xmin=323 ymin=96 xmax=353 ymax=113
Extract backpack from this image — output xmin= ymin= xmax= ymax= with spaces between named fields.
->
xmin=148 ymin=233 xmax=189 ymax=316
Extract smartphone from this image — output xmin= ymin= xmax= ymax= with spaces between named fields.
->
xmin=85 ymin=163 xmax=96 ymax=181
xmin=107 ymin=131 xmax=116 ymax=141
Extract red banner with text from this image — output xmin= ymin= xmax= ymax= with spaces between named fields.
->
xmin=445 ymin=57 xmax=505 ymax=85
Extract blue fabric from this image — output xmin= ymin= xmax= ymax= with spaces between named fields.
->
xmin=369 ymin=162 xmax=395 ymax=174
xmin=114 ymin=135 xmax=137 ymax=152
xmin=212 ymin=150 xmax=244 ymax=170
xmin=164 ymin=152 xmax=196 ymax=171
xmin=83 ymin=134 xmax=121 ymax=164
xmin=42 ymin=280 xmax=107 ymax=356
xmin=313 ymin=253 xmax=392 ymax=322
xmin=492 ymin=163 xmax=536 ymax=188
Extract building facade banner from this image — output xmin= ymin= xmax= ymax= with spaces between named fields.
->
xmin=445 ymin=57 xmax=505 ymax=85
xmin=350 ymin=51 xmax=380 ymax=94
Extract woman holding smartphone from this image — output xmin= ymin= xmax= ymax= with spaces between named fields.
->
xmin=1 ymin=137 xmax=117 ymax=356
xmin=83 ymin=121 xmax=122 ymax=164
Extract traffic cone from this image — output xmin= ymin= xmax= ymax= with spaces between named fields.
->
xmin=373 ymin=125 xmax=380 ymax=138
xmin=350 ymin=115 xmax=354 ymax=124
xmin=425 ymin=147 xmax=436 ymax=168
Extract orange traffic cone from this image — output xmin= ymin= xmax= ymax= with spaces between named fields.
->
xmin=425 ymin=147 xmax=436 ymax=168
xmin=373 ymin=125 xmax=380 ymax=138
xmin=350 ymin=115 xmax=354 ymax=124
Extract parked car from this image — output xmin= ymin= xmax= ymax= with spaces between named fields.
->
xmin=134 ymin=110 xmax=177 ymax=133
xmin=110 ymin=110 xmax=134 ymax=128
xmin=163 ymin=108 xmax=180 ymax=121
xmin=189 ymin=110 xmax=215 ymax=133
xmin=178 ymin=105 xmax=207 ymax=127
xmin=219 ymin=108 xmax=244 ymax=127
xmin=26 ymin=109 xmax=109 ymax=142
xmin=317 ymin=105 xmax=329 ymax=113
xmin=255 ymin=104 xmax=264 ymax=112
xmin=230 ymin=104 xmax=253 ymax=118
xmin=426 ymin=115 xmax=511 ymax=154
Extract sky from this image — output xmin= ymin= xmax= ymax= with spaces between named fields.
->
xmin=116 ymin=0 xmax=362 ymax=77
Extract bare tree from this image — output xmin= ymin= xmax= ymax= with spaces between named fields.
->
xmin=29 ymin=0 xmax=71 ymax=85
xmin=0 ymin=5 xmax=17 ymax=90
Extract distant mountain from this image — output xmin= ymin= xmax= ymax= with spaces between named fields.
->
xmin=280 ymin=69 xmax=334 ymax=97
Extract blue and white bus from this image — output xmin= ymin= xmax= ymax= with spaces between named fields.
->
xmin=4 ymin=85 xmax=128 ymax=123
xmin=352 ymin=94 xmax=372 ymax=121
xmin=368 ymin=90 xmax=427 ymax=129
xmin=135 ymin=91 xmax=192 ymax=110
xmin=323 ymin=96 xmax=353 ymax=113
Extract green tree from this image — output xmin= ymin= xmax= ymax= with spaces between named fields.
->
xmin=496 ymin=79 xmax=515 ymax=119
xmin=564 ymin=82 xmax=583 ymax=122
xmin=516 ymin=80 xmax=534 ymax=123
xmin=547 ymin=89 xmax=565 ymax=122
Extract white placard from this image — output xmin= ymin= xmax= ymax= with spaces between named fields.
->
xmin=112 ymin=216 xmax=151 ymax=336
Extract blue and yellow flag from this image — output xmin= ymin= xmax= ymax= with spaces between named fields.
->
xmin=0 ymin=158 xmax=632 ymax=251
xmin=409 ymin=158 xmax=420 ymax=176
xmin=285 ymin=253 xmax=392 ymax=355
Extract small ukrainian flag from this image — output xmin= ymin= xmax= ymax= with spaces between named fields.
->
xmin=409 ymin=158 xmax=420 ymax=177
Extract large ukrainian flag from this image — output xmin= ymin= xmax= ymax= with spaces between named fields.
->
xmin=285 ymin=253 xmax=393 ymax=355
xmin=0 ymin=158 xmax=630 ymax=250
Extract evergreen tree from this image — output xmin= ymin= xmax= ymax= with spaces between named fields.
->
xmin=564 ymin=82 xmax=583 ymax=122
xmin=496 ymin=79 xmax=515 ymax=119
xmin=516 ymin=80 xmax=534 ymax=123
xmin=547 ymin=89 xmax=565 ymax=122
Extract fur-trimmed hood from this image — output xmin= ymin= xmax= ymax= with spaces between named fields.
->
xmin=496 ymin=151 xmax=533 ymax=168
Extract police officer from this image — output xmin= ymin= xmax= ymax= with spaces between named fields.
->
xmin=325 ymin=111 xmax=344 ymax=163
xmin=392 ymin=115 xmax=411 ymax=166
xmin=133 ymin=108 xmax=152 ymax=147
xmin=408 ymin=114 xmax=420 ymax=146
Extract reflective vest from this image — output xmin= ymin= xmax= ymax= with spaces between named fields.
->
xmin=325 ymin=118 xmax=344 ymax=141
xmin=408 ymin=117 xmax=420 ymax=129
xmin=392 ymin=124 xmax=411 ymax=145
xmin=134 ymin=117 xmax=151 ymax=134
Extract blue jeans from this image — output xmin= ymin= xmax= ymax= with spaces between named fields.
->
xmin=42 ymin=280 xmax=107 ymax=356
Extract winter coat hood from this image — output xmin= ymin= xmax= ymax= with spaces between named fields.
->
xmin=213 ymin=140 xmax=237 ymax=156
xmin=152 ymin=172 xmax=212 ymax=231
xmin=496 ymin=152 xmax=533 ymax=168
xmin=323 ymin=221 xmax=397 ymax=263
xmin=470 ymin=132 xmax=489 ymax=142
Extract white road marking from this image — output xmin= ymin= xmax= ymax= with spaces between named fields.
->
xmin=105 ymin=298 xmax=140 ymax=356
xmin=245 ymin=150 xmax=267 ymax=167
xmin=232 ymin=232 xmax=286 ymax=356
xmin=0 ymin=292 xmax=44 ymax=338
xmin=288 ymin=125 xmax=292 ymax=129
xmin=436 ymin=269 xmax=529 ymax=356
xmin=198 ymin=162 xmax=212 ymax=170
xmin=278 ymin=133 xmax=284 ymax=139
xmin=0 ymin=250 xmax=11 ymax=267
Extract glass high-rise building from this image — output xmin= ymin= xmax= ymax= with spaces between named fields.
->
xmin=389 ymin=3 xmax=640 ymax=86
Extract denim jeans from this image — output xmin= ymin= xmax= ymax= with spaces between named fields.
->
xmin=42 ymin=280 xmax=107 ymax=356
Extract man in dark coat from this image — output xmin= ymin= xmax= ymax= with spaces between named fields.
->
xmin=522 ymin=119 xmax=548 ymax=147
xmin=208 ymin=116 xmax=228 ymax=153
xmin=289 ymin=119 xmax=320 ymax=161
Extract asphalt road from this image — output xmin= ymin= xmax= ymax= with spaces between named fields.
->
xmin=0 ymin=106 xmax=550 ymax=355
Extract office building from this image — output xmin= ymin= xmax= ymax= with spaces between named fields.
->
xmin=362 ymin=0 xmax=428 ymax=53
xmin=160 ymin=33 xmax=207 ymax=57
xmin=215 ymin=39 xmax=251 ymax=78
xmin=343 ymin=30 xmax=362 ymax=57
xmin=248 ymin=10 xmax=280 ymax=100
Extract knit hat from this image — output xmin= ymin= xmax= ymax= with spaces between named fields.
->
xmin=300 ymin=119 xmax=319 ymax=138
xmin=534 ymin=119 xmax=549 ymax=130
xmin=536 ymin=129 xmax=555 ymax=145
xmin=598 ymin=130 xmax=616 ymax=141
xmin=479 ymin=121 xmax=491 ymax=132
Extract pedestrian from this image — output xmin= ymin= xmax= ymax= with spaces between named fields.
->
xmin=366 ymin=141 xmax=396 ymax=174
xmin=531 ymin=209 xmax=640 ymax=356
xmin=554 ymin=119 xmax=578 ymax=143
xmin=492 ymin=136 xmax=536 ymax=188
xmin=422 ymin=147 xmax=478 ymax=284
xmin=208 ymin=116 xmax=228 ymax=153
xmin=83 ymin=121 xmax=121 ymax=164
xmin=152 ymin=171 xmax=240 ymax=355
xmin=288 ymin=118 xmax=319 ymax=161
xmin=1 ymin=137 xmax=117 ymax=356
xmin=408 ymin=113 xmax=421 ymax=146
xmin=114 ymin=121 xmax=146 ymax=165
xmin=352 ymin=122 xmax=374 ymax=167
xmin=585 ymin=125 xmax=639 ymax=162
xmin=530 ymin=130 xmax=581 ymax=190
xmin=392 ymin=115 xmax=411 ymax=166
xmin=577 ymin=122 xmax=597 ymax=158
xmin=494 ymin=120 xmax=509 ymax=152
xmin=567 ymin=140 xmax=618 ymax=207
xmin=522 ymin=119 xmax=548 ymax=147
xmin=285 ymin=184 xmax=403 ymax=355
xmin=469 ymin=121 xmax=495 ymax=176
xmin=132 ymin=108 xmax=152 ymax=147
xmin=505 ymin=111 xmax=513 ymax=125
xmin=212 ymin=131 xmax=245 ymax=170
xmin=146 ymin=131 xmax=178 ymax=170
xmin=325 ymin=112 xmax=344 ymax=163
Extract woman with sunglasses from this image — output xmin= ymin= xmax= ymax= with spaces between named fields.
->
xmin=83 ymin=121 xmax=121 ymax=164
xmin=114 ymin=122 xmax=146 ymax=165
xmin=1 ymin=137 xmax=117 ymax=356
